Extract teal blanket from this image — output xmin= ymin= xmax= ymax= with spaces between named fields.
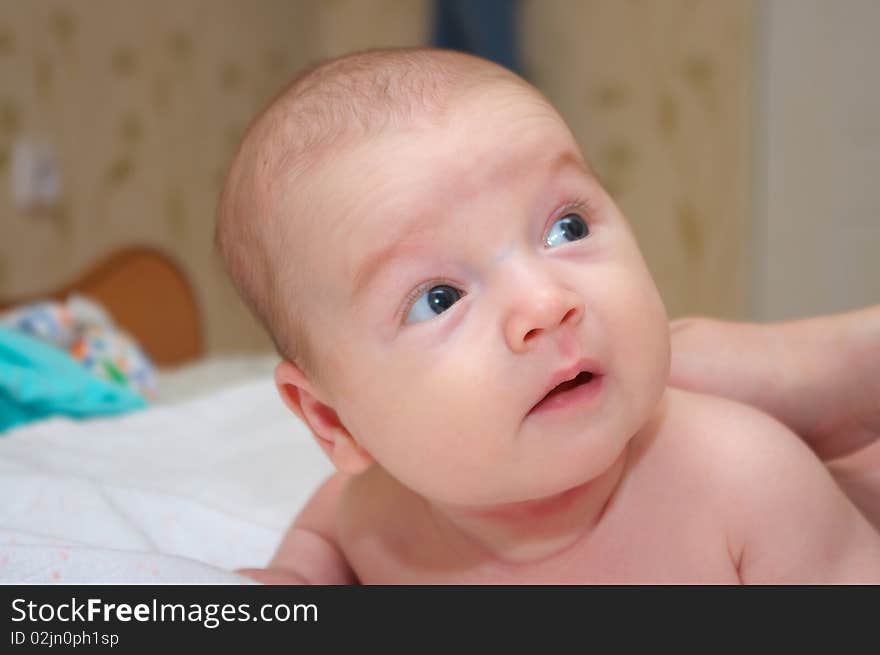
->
xmin=0 ymin=327 xmax=147 ymax=433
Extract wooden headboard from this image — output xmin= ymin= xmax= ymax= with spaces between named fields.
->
xmin=0 ymin=246 xmax=203 ymax=366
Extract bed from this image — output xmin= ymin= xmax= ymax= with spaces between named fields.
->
xmin=0 ymin=247 xmax=332 ymax=583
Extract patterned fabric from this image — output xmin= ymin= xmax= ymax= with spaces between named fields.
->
xmin=0 ymin=295 xmax=156 ymax=395
xmin=0 ymin=327 xmax=148 ymax=432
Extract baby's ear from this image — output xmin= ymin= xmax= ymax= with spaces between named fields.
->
xmin=275 ymin=361 xmax=374 ymax=475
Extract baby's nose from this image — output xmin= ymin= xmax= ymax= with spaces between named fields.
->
xmin=503 ymin=281 xmax=584 ymax=353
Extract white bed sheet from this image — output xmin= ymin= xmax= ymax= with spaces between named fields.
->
xmin=0 ymin=364 xmax=334 ymax=584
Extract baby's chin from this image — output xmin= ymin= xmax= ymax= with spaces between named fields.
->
xmin=425 ymin=442 xmax=629 ymax=509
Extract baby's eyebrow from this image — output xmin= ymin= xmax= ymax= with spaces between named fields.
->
xmin=351 ymin=227 xmax=426 ymax=299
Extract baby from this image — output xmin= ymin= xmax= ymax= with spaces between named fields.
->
xmin=217 ymin=48 xmax=880 ymax=583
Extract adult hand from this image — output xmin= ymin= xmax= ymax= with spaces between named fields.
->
xmin=668 ymin=306 xmax=880 ymax=461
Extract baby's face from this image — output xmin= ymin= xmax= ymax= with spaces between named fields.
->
xmin=284 ymin=82 xmax=669 ymax=506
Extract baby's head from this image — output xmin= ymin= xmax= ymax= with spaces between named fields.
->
xmin=216 ymin=48 xmax=670 ymax=507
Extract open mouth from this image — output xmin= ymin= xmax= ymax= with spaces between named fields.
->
xmin=529 ymin=371 xmax=596 ymax=414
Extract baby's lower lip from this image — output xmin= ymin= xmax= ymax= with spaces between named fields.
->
xmin=527 ymin=374 xmax=604 ymax=417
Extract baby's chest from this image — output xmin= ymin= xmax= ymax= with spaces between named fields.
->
xmin=564 ymin=518 xmax=741 ymax=584
xmin=340 ymin=502 xmax=739 ymax=585
xmin=341 ymin=531 xmax=738 ymax=584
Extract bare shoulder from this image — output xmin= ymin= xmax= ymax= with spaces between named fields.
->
xmin=657 ymin=389 xmax=880 ymax=582
xmin=632 ymin=387 xmax=813 ymax=485
xmin=634 ymin=388 xmax=830 ymax=536
xmin=657 ymin=387 xmax=855 ymax=508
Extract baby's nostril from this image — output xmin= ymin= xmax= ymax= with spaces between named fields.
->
xmin=561 ymin=307 xmax=578 ymax=324
xmin=523 ymin=328 xmax=540 ymax=342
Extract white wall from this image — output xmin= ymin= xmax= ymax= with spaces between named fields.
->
xmin=754 ymin=0 xmax=880 ymax=319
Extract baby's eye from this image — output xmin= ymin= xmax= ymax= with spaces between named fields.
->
xmin=544 ymin=213 xmax=589 ymax=248
xmin=405 ymin=284 xmax=463 ymax=324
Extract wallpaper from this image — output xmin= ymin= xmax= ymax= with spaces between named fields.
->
xmin=0 ymin=0 xmax=752 ymax=354
xmin=521 ymin=0 xmax=752 ymax=321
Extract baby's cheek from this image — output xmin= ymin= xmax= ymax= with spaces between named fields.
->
xmin=400 ymin=359 xmax=496 ymax=436
xmin=597 ymin=262 xmax=666 ymax=341
xmin=614 ymin=280 xmax=670 ymax=415
xmin=592 ymin=266 xmax=668 ymax=378
xmin=634 ymin=281 xmax=670 ymax=368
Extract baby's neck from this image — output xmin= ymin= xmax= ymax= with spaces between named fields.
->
xmin=426 ymin=446 xmax=630 ymax=565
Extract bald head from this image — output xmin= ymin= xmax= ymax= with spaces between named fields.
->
xmin=215 ymin=48 xmax=525 ymax=375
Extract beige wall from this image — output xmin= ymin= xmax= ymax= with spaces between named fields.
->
xmin=0 ymin=0 xmax=753 ymax=356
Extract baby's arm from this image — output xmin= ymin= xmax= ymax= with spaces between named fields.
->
xmin=722 ymin=404 xmax=880 ymax=583
xmin=239 ymin=473 xmax=356 ymax=585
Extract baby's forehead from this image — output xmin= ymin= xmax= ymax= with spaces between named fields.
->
xmin=270 ymin=75 xmax=585 ymax=258
xmin=315 ymin=86 xmax=574 ymax=185
xmin=291 ymin=93 xmax=583 ymax=228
